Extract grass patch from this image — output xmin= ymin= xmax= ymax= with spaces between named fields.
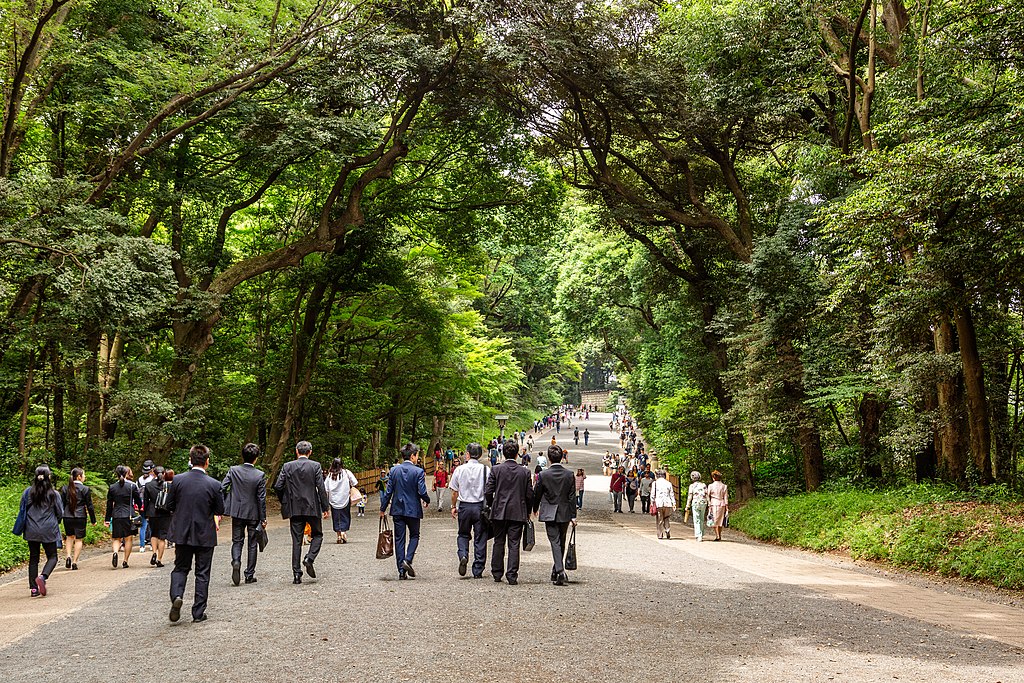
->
xmin=0 ymin=473 xmax=111 ymax=573
xmin=730 ymin=484 xmax=1024 ymax=590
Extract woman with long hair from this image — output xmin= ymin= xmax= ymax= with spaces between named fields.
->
xmin=323 ymin=458 xmax=358 ymax=544
xmin=143 ymin=466 xmax=172 ymax=567
xmin=106 ymin=465 xmax=143 ymax=568
xmin=59 ymin=467 xmax=96 ymax=570
xmin=19 ymin=466 xmax=64 ymax=596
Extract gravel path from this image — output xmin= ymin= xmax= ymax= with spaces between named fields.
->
xmin=1 ymin=412 xmax=1022 ymax=682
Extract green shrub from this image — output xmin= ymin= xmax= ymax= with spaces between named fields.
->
xmin=731 ymin=484 xmax=1024 ymax=589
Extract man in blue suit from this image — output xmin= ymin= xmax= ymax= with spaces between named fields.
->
xmin=380 ymin=443 xmax=431 ymax=579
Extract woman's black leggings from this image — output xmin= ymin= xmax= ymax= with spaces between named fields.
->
xmin=28 ymin=541 xmax=58 ymax=588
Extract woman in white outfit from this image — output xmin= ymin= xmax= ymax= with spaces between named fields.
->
xmin=324 ymin=458 xmax=359 ymax=544
xmin=651 ymin=471 xmax=675 ymax=539
xmin=685 ymin=471 xmax=708 ymax=542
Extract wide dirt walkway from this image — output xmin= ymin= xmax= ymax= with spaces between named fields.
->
xmin=1 ymin=412 xmax=1022 ymax=682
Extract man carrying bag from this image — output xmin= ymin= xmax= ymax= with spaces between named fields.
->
xmin=485 ymin=439 xmax=533 ymax=585
xmin=532 ymin=445 xmax=577 ymax=586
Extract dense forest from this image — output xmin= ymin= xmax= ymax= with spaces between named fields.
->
xmin=3 ymin=0 xmax=1023 ymax=495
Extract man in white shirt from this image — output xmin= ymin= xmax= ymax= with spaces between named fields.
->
xmin=137 ymin=460 xmax=156 ymax=553
xmin=449 ymin=443 xmax=489 ymax=579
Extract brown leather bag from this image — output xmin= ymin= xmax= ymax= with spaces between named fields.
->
xmin=376 ymin=517 xmax=394 ymax=559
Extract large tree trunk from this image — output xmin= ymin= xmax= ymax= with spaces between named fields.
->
xmin=858 ymin=394 xmax=885 ymax=479
xmin=953 ymin=302 xmax=993 ymax=483
xmin=933 ymin=314 xmax=968 ymax=483
xmin=989 ymin=345 xmax=1012 ymax=483
xmin=50 ymin=344 xmax=66 ymax=468
xmin=778 ymin=338 xmax=825 ymax=491
xmin=428 ymin=416 xmax=446 ymax=461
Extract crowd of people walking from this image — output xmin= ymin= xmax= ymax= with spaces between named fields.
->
xmin=9 ymin=403 xmax=729 ymax=624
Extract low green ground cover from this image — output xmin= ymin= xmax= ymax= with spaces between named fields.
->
xmin=0 ymin=473 xmax=110 ymax=573
xmin=730 ymin=484 xmax=1024 ymax=589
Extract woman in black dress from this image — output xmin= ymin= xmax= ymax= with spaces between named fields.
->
xmin=143 ymin=467 xmax=172 ymax=567
xmin=106 ymin=465 xmax=143 ymax=568
xmin=60 ymin=467 xmax=96 ymax=570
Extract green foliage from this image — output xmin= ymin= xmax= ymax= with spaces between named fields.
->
xmin=731 ymin=485 xmax=1024 ymax=589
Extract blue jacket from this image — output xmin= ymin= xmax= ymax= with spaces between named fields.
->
xmin=380 ymin=461 xmax=430 ymax=519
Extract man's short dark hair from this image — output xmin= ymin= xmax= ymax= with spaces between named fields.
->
xmin=547 ymin=445 xmax=564 ymax=463
xmin=467 ymin=443 xmax=483 ymax=459
xmin=189 ymin=444 xmax=211 ymax=467
xmin=241 ymin=443 xmax=260 ymax=464
xmin=502 ymin=440 xmax=519 ymax=459
xmin=401 ymin=443 xmax=419 ymax=460
xmin=295 ymin=440 xmax=312 ymax=455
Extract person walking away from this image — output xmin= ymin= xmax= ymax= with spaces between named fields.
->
xmin=652 ymin=471 xmax=675 ymax=540
xmin=222 ymin=443 xmax=268 ymax=584
xmin=59 ymin=467 xmax=95 ymax=570
xmin=449 ymin=443 xmax=489 ymax=579
xmin=143 ymin=466 xmax=172 ymax=567
xmin=638 ymin=472 xmax=653 ymax=516
xmin=106 ymin=465 xmax=143 ymax=568
xmin=526 ymin=434 xmax=534 ymax=452
xmin=166 ymin=444 xmax=224 ymax=622
xmin=574 ymin=468 xmax=586 ymax=509
xmin=486 ymin=440 xmax=532 ymax=585
xmin=380 ymin=443 xmax=431 ymax=580
xmin=137 ymin=460 xmax=156 ymax=554
xmin=609 ymin=467 xmax=626 ymax=513
xmin=707 ymin=471 xmax=729 ymax=541
xmin=685 ymin=472 xmax=708 ymax=542
xmin=356 ymin=491 xmax=366 ymax=517
xmin=625 ymin=470 xmax=639 ymax=513
xmin=573 ymin=427 xmax=579 ymax=445
xmin=324 ymin=457 xmax=358 ymax=545
xmin=274 ymin=440 xmax=330 ymax=584
xmin=432 ymin=464 xmax=449 ymax=512
xmin=583 ymin=428 xmax=589 ymax=446
xmin=532 ymin=446 xmax=577 ymax=586
xmin=17 ymin=466 xmax=63 ymax=596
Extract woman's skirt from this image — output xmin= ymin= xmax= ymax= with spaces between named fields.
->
xmin=710 ymin=504 xmax=727 ymax=527
xmin=63 ymin=517 xmax=87 ymax=538
xmin=110 ymin=517 xmax=135 ymax=539
xmin=148 ymin=515 xmax=171 ymax=540
xmin=331 ymin=504 xmax=352 ymax=532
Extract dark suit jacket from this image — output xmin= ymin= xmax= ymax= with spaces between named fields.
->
xmin=486 ymin=458 xmax=532 ymax=523
xmin=222 ymin=463 xmax=267 ymax=522
xmin=105 ymin=479 xmax=143 ymax=520
xmin=273 ymin=456 xmax=329 ymax=519
xmin=380 ymin=460 xmax=430 ymax=518
xmin=166 ymin=467 xmax=225 ymax=547
xmin=533 ymin=463 xmax=577 ymax=523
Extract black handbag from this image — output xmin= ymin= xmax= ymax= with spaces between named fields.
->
xmin=479 ymin=466 xmax=493 ymax=538
xmin=256 ymin=525 xmax=269 ymax=552
xmin=563 ymin=526 xmax=577 ymax=570
xmin=523 ymin=519 xmax=535 ymax=551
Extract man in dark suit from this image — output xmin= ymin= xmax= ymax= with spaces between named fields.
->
xmin=379 ymin=443 xmax=430 ymax=580
xmin=273 ymin=440 xmax=329 ymax=584
xmin=222 ymin=443 xmax=267 ymax=586
xmin=166 ymin=444 xmax=225 ymax=623
xmin=486 ymin=439 xmax=532 ymax=585
xmin=533 ymin=444 xmax=577 ymax=586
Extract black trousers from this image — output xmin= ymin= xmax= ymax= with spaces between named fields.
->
xmin=170 ymin=544 xmax=215 ymax=619
xmin=28 ymin=541 xmax=57 ymax=588
xmin=545 ymin=521 xmax=570 ymax=575
xmin=490 ymin=520 xmax=524 ymax=581
xmin=289 ymin=515 xmax=323 ymax=575
xmin=230 ymin=517 xmax=260 ymax=580
xmin=456 ymin=501 xmax=487 ymax=577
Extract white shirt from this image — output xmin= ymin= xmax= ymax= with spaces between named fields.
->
xmin=324 ymin=469 xmax=358 ymax=508
xmin=449 ymin=459 xmax=488 ymax=503
xmin=652 ymin=478 xmax=675 ymax=508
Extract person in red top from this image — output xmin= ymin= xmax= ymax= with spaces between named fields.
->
xmin=609 ymin=466 xmax=626 ymax=513
xmin=433 ymin=465 xmax=449 ymax=512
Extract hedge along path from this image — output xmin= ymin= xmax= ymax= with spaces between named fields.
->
xmin=613 ymin=513 xmax=1024 ymax=650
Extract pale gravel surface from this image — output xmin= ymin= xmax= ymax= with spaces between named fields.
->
xmin=1 ymin=413 xmax=1022 ymax=682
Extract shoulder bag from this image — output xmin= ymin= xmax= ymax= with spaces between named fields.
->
xmin=479 ymin=466 xmax=493 ymax=538
xmin=154 ymin=481 xmax=170 ymax=511
xmin=376 ymin=517 xmax=394 ymax=559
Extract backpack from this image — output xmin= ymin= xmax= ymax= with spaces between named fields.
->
xmin=154 ymin=481 xmax=170 ymax=511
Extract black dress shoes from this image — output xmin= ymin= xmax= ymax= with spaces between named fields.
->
xmin=402 ymin=560 xmax=416 ymax=578
xmin=507 ymin=578 xmax=518 ymax=586
xmin=555 ymin=572 xmax=568 ymax=586
xmin=458 ymin=556 xmax=468 ymax=576
xmin=293 ymin=574 xmax=302 ymax=584
xmin=169 ymin=596 xmax=183 ymax=622
xmin=192 ymin=614 xmax=207 ymax=623
xmin=231 ymin=562 xmax=241 ymax=586
xmin=244 ymin=576 xmax=257 ymax=584
xmin=303 ymin=557 xmax=316 ymax=578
